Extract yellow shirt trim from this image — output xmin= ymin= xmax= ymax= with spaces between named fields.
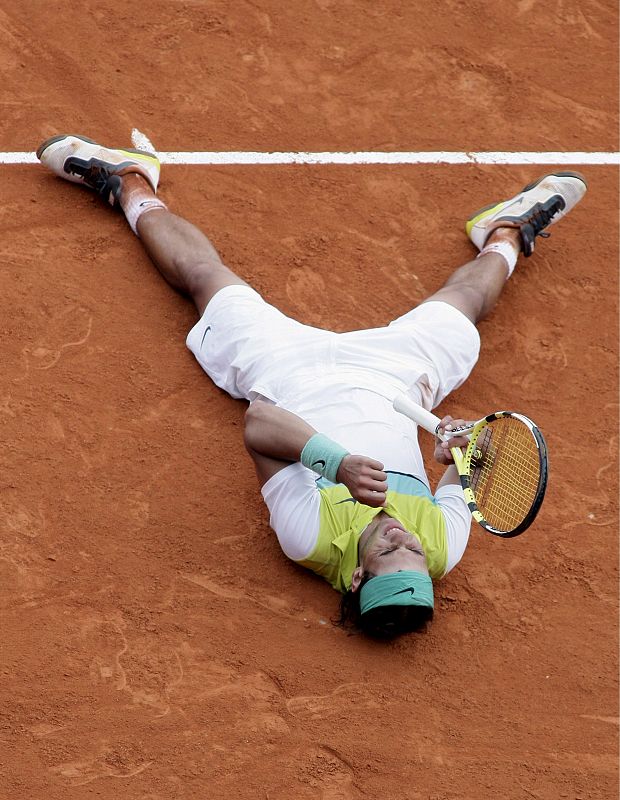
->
xmin=296 ymin=472 xmax=448 ymax=592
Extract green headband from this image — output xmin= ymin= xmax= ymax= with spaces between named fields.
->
xmin=360 ymin=571 xmax=434 ymax=615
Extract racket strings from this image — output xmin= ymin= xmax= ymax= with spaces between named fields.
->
xmin=469 ymin=419 xmax=541 ymax=530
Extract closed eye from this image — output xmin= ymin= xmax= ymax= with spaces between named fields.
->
xmin=379 ymin=546 xmax=422 ymax=557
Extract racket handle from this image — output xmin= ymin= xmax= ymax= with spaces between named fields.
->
xmin=393 ymin=393 xmax=442 ymax=435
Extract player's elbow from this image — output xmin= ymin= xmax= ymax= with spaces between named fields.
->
xmin=243 ymin=400 xmax=268 ymax=453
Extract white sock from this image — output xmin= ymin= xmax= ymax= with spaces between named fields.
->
xmin=477 ymin=239 xmax=519 ymax=278
xmin=121 ymin=192 xmax=167 ymax=235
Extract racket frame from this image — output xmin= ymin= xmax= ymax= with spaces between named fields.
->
xmin=392 ymin=394 xmax=548 ymax=537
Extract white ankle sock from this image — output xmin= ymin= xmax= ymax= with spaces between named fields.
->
xmin=121 ymin=191 xmax=167 ymax=235
xmin=477 ymin=239 xmax=519 ymax=277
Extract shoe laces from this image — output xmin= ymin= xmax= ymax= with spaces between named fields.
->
xmin=84 ymin=163 xmax=111 ymax=193
xmin=519 ymin=195 xmax=565 ymax=256
xmin=527 ymin=196 xmax=565 ymax=235
xmin=65 ymin=157 xmax=122 ymax=205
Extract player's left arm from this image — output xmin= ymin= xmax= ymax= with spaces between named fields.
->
xmin=244 ymin=399 xmax=388 ymax=506
xmin=244 ymin=399 xmax=318 ymax=485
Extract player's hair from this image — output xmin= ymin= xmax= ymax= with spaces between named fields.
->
xmin=337 ymin=572 xmax=434 ymax=639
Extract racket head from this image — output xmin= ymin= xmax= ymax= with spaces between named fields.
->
xmin=459 ymin=412 xmax=548 ymax=537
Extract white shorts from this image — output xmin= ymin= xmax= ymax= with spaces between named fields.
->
xmin=186 ymin=286 xmax=480 ymax=410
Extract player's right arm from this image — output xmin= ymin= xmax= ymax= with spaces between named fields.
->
xmin=432 ymin=416 xmax=473 ymax=572
xmin=244 ymin=399 xmax=388 ymax=506
xmin=433 ymin=415 xmax=471 ymax=489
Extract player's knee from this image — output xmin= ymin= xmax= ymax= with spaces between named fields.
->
xmin=182 ymin=260 xmax=212 ymax=295
xmin=427 ymin=284 xmax=483 ymax=324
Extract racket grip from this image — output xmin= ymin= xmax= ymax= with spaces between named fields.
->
xmin=392 ymin=393 xmax=442 ymax=435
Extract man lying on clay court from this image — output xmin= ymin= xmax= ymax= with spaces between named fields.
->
xmin=37 ymin=134 xmax=587 ymax=638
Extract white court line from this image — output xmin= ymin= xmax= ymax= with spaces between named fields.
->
xmin=3 ymin=151 xmax=619 ymax=165
xmin=158 ymin=151 xmax=619 ymax=165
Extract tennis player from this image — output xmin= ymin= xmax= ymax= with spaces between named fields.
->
xmin=37 ymin=135 xmax=587 ymax=638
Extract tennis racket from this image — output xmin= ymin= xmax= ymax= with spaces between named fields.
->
xmin=393 ymin=393 xmax=548 ymax=537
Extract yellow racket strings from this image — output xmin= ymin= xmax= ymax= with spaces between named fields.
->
xmin=469 ymin=418 xmax=541 ymax=530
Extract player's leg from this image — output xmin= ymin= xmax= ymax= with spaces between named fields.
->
xmin=422 ymin=172 xmax=588 ymax=324
xmin=37 ymin=134 xmax=330 ymax=406
xmin=422 ymin=228 xmax=519 ymax=323
xmin=127 ymin=174 xmax=247 ymax=315
xmin=37 ymin=134 xmax=246 ymax=315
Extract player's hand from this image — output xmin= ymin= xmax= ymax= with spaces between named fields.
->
xmin=336 ymin=455 xmax=388 ymax=508
xmin=434 ymin=416 xmax=471 ymax=465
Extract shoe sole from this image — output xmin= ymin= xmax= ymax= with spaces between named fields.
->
xmin=465 ymin=171 xmax=588 ymax=235
xmin=36 ymin=133 xmax=159 ymax=166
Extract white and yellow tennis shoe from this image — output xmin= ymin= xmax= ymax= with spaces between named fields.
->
xmin=37 ymin=134 xmax=160 ymax=206
xmin=466 ymin=172 xmax=587 ymax=256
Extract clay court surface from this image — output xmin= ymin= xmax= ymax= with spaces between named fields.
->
xmin=1 ymin=2 xmax=618 ymax=798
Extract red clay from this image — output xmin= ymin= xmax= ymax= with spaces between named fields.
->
xmin=1 ymin=2 xmax=618 ymax=799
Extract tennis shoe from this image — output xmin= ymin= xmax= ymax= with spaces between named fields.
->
xmin=466 ymin=172 xmax=587 ymax=256
xmin=37 ymin=134 xmax=160 ymax=206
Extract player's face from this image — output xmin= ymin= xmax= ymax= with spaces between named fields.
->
xmin=358 ymin=514 xmax=429 ymax=577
